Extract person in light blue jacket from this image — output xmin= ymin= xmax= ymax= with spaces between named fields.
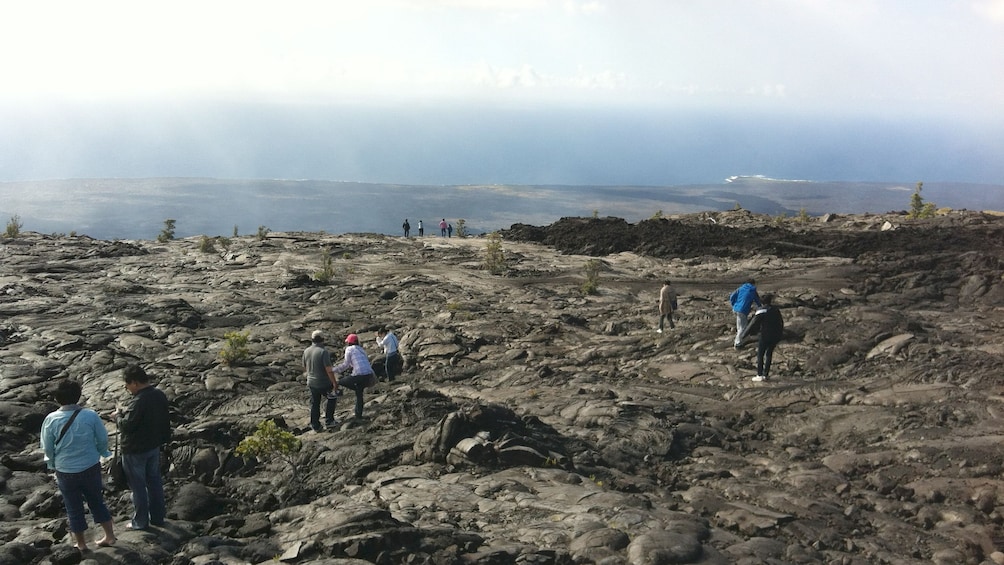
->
xmin=729 ymin=278 xmax=762 ymax=348
xmin=40 ymin=379 xmax=117 ymax=550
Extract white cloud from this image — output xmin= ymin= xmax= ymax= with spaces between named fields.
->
xmin=974 ymin=0 xmax=1004 ymax=21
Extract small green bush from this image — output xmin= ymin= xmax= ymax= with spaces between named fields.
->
xmin=219 ymin=331 xmax=251 ymax=365
xmin=581 ymin=259 xmax=601 ymax=295
xmin=797 ymin=208 xmax=811 ymax=224
xmin=455 ymin=219 xmax=467 ymax=237
xmin=256 ymin=226 xmax=270 ymax=240
xmin=651 ymin=210 xmax=663 ymax=220
xmin=483 ymin=232 xmax=506 ymax=274
xmin=909 ymin=181 xmax=936 ymax=219
xmin=5 ymin=214 xmax=23 ymax=238
xmin=232 ymin=225 xmax=239 ymax=238
xmin=198 ymin=236 xmax=217 ymax=253
xmin=157 ymin=219 xmax=176 ymax=243
xmin=314 ymin=253 xmax=335 ymax=284
xmin=235 ymin=419 xmax=302 ymax=480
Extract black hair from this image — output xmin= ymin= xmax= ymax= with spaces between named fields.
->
xmin=762 ymin=293 xmax=774 ymax=305
xmin=123 ymin=364 xmax=150 ymax=385
xmin=54 ymin=379 xmax=82 ymax=406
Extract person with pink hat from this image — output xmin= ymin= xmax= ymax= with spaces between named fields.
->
xmin=332 ymin=333 xmax=376 ymax=420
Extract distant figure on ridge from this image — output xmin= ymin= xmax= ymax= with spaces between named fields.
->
xmin=376 ymin=327 xmax=401 ymax=382
xmin=333 ymin=334 xmax=376 ymax=421
xmin=417 ymin=220 xmax=424 ymax=237
xmin=730 ymin=278 xmax=762 ymax=349
xmin=447 ymin=223 xmax=453 ymax=238
xmin=439 ymin=218 xmax=448 ymax=237
xmin=657 ymin=280 xmax=678 ymax=333
xmin=746 ymin=293 xmax=784 ymax=382
xmin=303 ymin=330 xmax=339 ymax=432
xmin=402 ymin=219 xmax=411 ymax=238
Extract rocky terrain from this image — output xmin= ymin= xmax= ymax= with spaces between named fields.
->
xmin=1 ymin=209 xmax=1003 ymax=565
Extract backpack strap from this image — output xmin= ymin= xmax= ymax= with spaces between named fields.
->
xmin=54 ymin=409 xmax=83 ymax=445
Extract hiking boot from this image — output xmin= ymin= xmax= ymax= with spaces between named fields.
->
xmin=324 ymin=419 xmax=340 ymax=430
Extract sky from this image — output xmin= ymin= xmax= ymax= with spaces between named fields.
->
xmin=1 ymin=0 xmax=1002 ymax=184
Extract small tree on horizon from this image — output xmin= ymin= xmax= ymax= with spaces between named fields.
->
xmin=157 ymin=219 xmax=176 ymax=243
xmin=909 ymin=181 xmax=936 ymax=219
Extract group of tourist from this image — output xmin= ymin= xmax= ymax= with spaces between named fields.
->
xmin=401 ymin=218 xmax=453 ymax=238
xmin=659 ymin=277 xmax=785 ymax=383
xmin=40 ymin=364 xmax=170 ymax=551
xmin=302 ymin=327 xmax=400 ymax=433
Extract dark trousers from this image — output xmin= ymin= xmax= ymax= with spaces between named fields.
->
xmin=384 ymin=352 xmax=400 ymax=381
xmin=309 ymin=384 xmax=337 ymax=430
xmin=757 ymin=339 xmax=780 ymax=377
xmin=338 ymin=373 xmax=370 ymax=419
xmin=123 ymin=447 xmax=166 ymax=529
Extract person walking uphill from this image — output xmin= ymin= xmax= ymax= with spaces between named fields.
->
xmin=730 ymin=278 xmax=762 ymax=349
xmin=333 ymin=334 xmax=375 ymax=420
xmin=376 ymin=327 xmax=400 ymax=382
xmin=303 ymin=330 xmax=340 ymax=432
xmin=116 ymin=364 xmax=171 ymax=531
xmin=41 ymin=379 xmax=117 ymax=550
xmin=748 ymin=293 xmax=784 ymax=382
xmin=657 ymin=280 xmax=678 ymax=333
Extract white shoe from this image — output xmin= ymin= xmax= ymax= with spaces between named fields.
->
xmin=751 ymin=375 xmax=766 ymax=382
xmin=656 ymin=329 xmax=662 ymax=334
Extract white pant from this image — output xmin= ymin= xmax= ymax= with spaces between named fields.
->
xmin=735 ymin=312 xmax=750 ymax=346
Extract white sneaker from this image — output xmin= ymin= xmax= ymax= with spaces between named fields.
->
xmin=656 ymin=329 xmax=662 ymax=334
xmin=751 ymin=375 xmax=766 ymax=382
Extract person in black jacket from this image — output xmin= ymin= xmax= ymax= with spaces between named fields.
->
xmin=749 ymin=293 xmax=784 ymax=382
xmin=115 ymin=364 xmax=171 ymax=530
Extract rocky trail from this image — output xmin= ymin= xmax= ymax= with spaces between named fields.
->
xmin=1 ymin=209 xmax=1003 ymax=565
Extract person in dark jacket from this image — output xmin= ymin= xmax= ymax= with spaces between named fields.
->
xmin=748 ymin=293 xmax=784 ymax=382
xmin=115 ymin=364 xmax=171 ymax=530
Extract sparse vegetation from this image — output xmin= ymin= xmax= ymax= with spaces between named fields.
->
xmin=592 ymin=210 xmax=599 ymax=219
xmin=233 ymin=225 xmax=239 ymax=238
xmin=580 ymin=259 xmax=601 ymax=295
xmin=483 ymin=232 xmax=507 ymax=274
xmin=198 ymin=236 xmax=217 ymax=253
xmin=5 ymin=214 xmax=23 ymax=238
xmin=455 ymin=219 xmax=467 ymax=237
xmin=733 ymin=202 xmax=742 ymax=211
xmin=909 ymin=181 xmax=937 ymax=219
xmin=157 ymin=219 xmax=176 ymax=243
xmin=651 ymin=210 xmax=663 ymax=220
xmin=217 ymin=236 xmax=232 ymax=250
xmin=314 ymin=252 xmax=335 ymax=284
xmin=798 ymin=207 xmax=811 ymax=224
xmin=256 ymin=225 xmax=270 ymax=241
xmin=773 ymin=212 xmax=787 ymax=226
xmin=235 ymin=419 xmax=302 ymax=480
xmin=219 ymin=331 xmax=251 ymax=365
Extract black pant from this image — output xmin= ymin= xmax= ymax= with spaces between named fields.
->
xmin=757 ymin=339 xmax=780 ymax=377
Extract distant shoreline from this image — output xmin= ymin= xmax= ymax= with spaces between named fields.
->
xmin=2 ymin=177 xmax=1002 ymax=241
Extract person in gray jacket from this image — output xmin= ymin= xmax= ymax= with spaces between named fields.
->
xmin=303 ymin=330 xmax=340 ymax=431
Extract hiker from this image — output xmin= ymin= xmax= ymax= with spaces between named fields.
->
xmin=116 ymin=364 xmax=171 ymax=531
xmin=657 ymin=280 xmax=678 ymax=333
xmin=748 ymin=293 xmax=784 ymax=382
xmin=417 ymin=220 xmax=424 ymax=237
xmin=376 ymin=327 xmax=401 ymax=382
xmin=447 ymin=223 xmax=453 ymax=238
xmin=729 ymin=278 xmax=762 ymax=348
xmin=303 ymin=330 xmax=340 ymax=432
xmin=439 ymin=218 xmax=448 ymax=236
xmin=333 ymin=334 xmax=376 ymax=420
xmin=402 ymin=219 xmax=411 ymax=238
xmin=41 ymin=379 xmax=117 ymax=550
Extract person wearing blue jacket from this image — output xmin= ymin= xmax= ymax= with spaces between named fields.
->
xmin=41 ymin=379 xmax=117 ymax=550
xmin=729 ymin=278 xmax=762 ymax=348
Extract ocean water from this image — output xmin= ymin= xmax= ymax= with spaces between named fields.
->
xmin=1 ymin=103 xmax=1002 ymax=239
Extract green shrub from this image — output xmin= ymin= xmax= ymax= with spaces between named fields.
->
xmin=5 ymin=214 xmax=23 ymax=238
xmin=455 ymin=219 xmax=467 ymax=237
xmin=581 ymin=259 xmax=601 ymax=295
xmin=198 ymin=236 xmax=217 ymax=253
xmin=651 ymin=210 xmax=663 ymax=220
xmin=909 ymin=181 xmax=936 ymax=219
xmin=483 ymin=232 xmax=506 ymax=274
xmin=797 ymin=208 xmax=811 ymax=224
xmin=157 ymin=219 xmax=176 ymax=243
xmin=314 ymin=253 xmax=335 ymax=284
xmin=232 ymin=225 xmax=239 ymax=238
xmin=235 ymin=419 xmax=302 ymax=480
xmin=219 ymin=331 xmax=251 ymax=365
xmin=773 ymin=212 xmax=787 ymax=226
xmin=256 ymin=225 xmax=270 ymax=240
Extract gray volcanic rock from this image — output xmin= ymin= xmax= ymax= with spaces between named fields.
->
xmin=1 ymin=210 xmax=1003 ymax=564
